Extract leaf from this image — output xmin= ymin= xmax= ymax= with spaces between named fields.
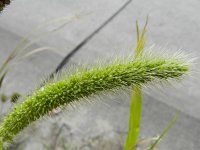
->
xmin=19 ymin=47 xmax=62 ymax=60
xmin=124 ymin=86 xmax=142 ymax=150
xmin=134 ymin=17 xmax=148 ymax=58
xmin=124 ymin=17 xmax=148 ymax=150
xmin=147 ymin=112 xmax=180 ymax=150
xmin=0 ymin=14 xmax=80 ymax=78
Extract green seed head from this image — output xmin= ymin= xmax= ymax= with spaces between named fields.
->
xmin=0 ymin=54 xmax=190 ymax=143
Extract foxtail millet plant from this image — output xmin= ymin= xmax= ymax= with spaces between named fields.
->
xmin=0 ymin=55 xmax=189 ymax=145
xmin=0 ymin=1 xmax=191 ymax=149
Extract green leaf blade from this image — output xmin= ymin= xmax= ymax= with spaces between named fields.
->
xmin=124 ymin=18 xmax=148 ymax=150
xmin=124 ymin=86 xmax=142 ymax=150
xmin=148 ymin=112 xmax=180 ymax=150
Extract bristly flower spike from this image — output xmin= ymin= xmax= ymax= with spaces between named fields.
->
xmin=0 ymin=55 xmax=189 ymax=144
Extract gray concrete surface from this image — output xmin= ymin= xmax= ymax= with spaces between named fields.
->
xmin=0 ymin=0 xmax=200 ymax=149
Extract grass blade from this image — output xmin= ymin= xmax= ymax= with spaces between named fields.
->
xmin=124 ymin=18 xmax=148 ymax=150
xmin=135 ymin=17 xmax=148 ymax=58
xmin=147 ymin=112 xmax=180 ymax=150
xmin=124 ymin=86 xmax=142 ymax=150
xmin=19 ymin=47 xmax=62 ymax=60
xmin=0 ymin=14 xmax=80 ymax=82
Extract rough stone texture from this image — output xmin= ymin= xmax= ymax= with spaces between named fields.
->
xmin=0 ymin=0 xmax=200 ymax=149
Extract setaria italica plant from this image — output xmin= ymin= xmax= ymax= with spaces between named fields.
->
xmin=0 ymin=53 xmax=189 ymax=145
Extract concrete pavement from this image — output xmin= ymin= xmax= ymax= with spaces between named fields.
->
xmin=0 ymin=0 xmax=200 ymax=149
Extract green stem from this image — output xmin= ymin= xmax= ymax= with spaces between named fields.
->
xmin=124 ymin=18 xmax=148 ymax=150
xmin=124 ymin=86 xmax=142 ymax=150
